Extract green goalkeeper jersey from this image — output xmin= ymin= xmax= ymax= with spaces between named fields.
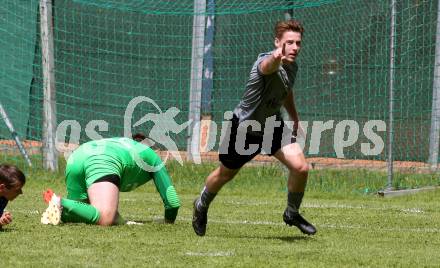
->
xmin=65 ymin=138 xmax=180 ymax=212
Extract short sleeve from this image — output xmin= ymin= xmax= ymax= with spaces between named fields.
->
xmin=255 ymin=52 xmax=272 ymax=75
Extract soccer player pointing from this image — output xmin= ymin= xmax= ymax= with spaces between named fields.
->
xmin=192 ymin=19 xmax=316 ymax=236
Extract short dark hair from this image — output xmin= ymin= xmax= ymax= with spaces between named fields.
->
xmin=274 ymin=19 xmax=304 ymax=39
xmin=132 ymin=133 xmax=147 ymax=142
xmin=0 ymin=164 xmax=26 ymax=188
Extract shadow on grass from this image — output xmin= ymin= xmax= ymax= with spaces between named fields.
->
xmin=0 ymin=227 xmax=16 ymax=232
xmin=275 ymin=235 xmax=312 ymax=242
xmin=210 ymin=233 xmax=313 ymax=242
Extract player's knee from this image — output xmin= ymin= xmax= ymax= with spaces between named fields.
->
xmin=97 ymin=209 xmax=117 ymax=226
xmin=288 ymin=162 xmax=309 ymax=177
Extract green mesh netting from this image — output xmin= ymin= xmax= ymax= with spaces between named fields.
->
xmin=0 ymin=0 xmax=438 ymax=171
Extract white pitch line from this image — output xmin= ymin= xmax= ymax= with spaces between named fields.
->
xmin=120 ymin=194 xmax=429 ymax=212
xmin=213 ymin=200 xmax=427 ymax=212
xmin=10 ymin=210 xmax=439 ymax=233
xmin=11 ymin=209 xmax=41 ymax=215
xmin=126 ymin=221 xmax=144 ymax=225
xmin=401 ymin=208 xmax=424 ymax=213
xmin=12 ymin=202 xmax=426 ymax=217
xmin=185 ymin=251 xmax=234 ymax=257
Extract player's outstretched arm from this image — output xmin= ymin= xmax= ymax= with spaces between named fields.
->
xmin=260 ymin=43 xmax=286 ymax=75
xmin=152 ymin=164 xmax=181 ymax=224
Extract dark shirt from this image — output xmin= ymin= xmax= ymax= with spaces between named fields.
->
xmin=0 ymin=196 xmax=8 ymax=216
xmin=233 ymin=52 xmax=298 ymax=128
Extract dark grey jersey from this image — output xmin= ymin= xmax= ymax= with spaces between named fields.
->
xmin=233 ymin=52 xmax=298 ymax=129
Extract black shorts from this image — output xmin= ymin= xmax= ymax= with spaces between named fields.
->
xmin=93 ymin=174 xmax=121 ymax=189
xmin=219 ymin=115 xmax=296 ymax=170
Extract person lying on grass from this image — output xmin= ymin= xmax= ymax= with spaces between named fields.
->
xmin=41 ymin=134 xmax=181 ymax=226
xmin=0 ymin=164 xmax=25 ymax=230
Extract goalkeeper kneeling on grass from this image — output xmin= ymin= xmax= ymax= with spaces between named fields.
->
xmin=41 ymin=134 xmax=181 ymax=226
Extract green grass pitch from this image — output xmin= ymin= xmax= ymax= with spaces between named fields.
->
xmin=1 ymin=161 xmax=439 ymax=267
